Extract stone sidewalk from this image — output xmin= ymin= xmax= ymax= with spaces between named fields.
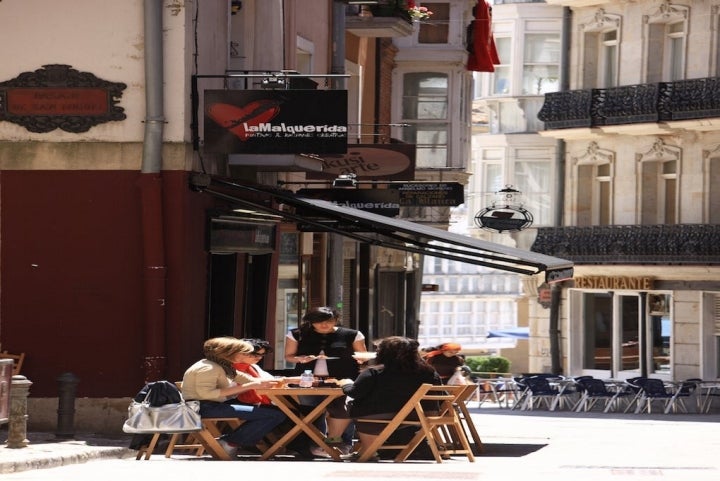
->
xmin=3 ymin=402 xmax=720 ymax=475
xmin=0 ymin=431 xmax=135 ymax=474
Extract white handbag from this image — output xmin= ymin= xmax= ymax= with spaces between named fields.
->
xmin=122 ymin=389 xmax=202 ymax=434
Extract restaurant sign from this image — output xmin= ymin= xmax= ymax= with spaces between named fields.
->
xmin=306 ymin=143 xmax=416 ymax=181
xmin=0 ymin=64 xmax=127 ymax=133
xmin=389 ymin=182 xmax=464 ymax=207
xmin=204 ymin=90 xmax=348 ymax=155
xmin=297 ymin=188 xmax=400 ymax=216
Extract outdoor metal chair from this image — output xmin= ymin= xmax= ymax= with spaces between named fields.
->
xmin=633 ymin=378 xmax=675 ymax=414
xmin=574 ymin=377 xmax=629 ymax=413
xmin=522 ymin=375 xmax=575 ymax=411
xmin=663 ymin=378 xmax=701 ymax=414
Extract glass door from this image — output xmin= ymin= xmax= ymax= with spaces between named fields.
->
xmin=580 ymin=292 xmax=613 ymax=376
xmin=616 ymin=294 xmax=641 ymax=377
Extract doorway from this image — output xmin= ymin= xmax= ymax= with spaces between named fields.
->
xmin=573 ymin=290 xmax=672 ymax=379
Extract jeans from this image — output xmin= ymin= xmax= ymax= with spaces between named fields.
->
xmin=199 ymin=400 xmax=287 ymax=447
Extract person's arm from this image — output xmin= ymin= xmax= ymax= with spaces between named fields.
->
xmin=284 ymin=333 xmax=316 ymax=364
xmin=352 ymin=338 xmax=367 ymax=353
xmin=223 ymin=372 xmax=279 ymax=397
xmin=339 ymin=369 xmax=375 ymax=399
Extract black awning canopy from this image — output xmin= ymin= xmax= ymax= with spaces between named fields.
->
xmin=198 ymin=176 xmax=574 ymax=283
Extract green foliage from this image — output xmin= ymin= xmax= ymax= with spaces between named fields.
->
xmin=465 ymin=355 xmax=511 ymax=377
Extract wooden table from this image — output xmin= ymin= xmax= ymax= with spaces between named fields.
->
xmin=255 ymin=386 xmax=346 ymax=461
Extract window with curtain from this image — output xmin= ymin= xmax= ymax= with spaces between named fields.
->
xmin=522 ymin=33 xmax=560 ymax=95
xmin=402 ymin=72 xmax=449 ymax=168
xmin=515 ymin=160 xmax=551 ymax=226
xmin=492 ymin=37 xmax=512 ymax=95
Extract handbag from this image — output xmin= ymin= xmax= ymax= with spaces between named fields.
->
xmin=122 ymin=389 xmax=202 ymax=434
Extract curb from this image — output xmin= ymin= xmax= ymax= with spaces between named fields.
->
xmin=0 ymin=434 xmax=136 ymax=474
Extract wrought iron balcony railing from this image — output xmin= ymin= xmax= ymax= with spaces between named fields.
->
xmin=537 ymin=77 xmax=720 ymax=129
xmin=531 ymin=224 xmax=720 ymax=265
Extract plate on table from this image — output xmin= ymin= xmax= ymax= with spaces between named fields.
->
xmin=353 ymin=352 xmax=376 ymax=360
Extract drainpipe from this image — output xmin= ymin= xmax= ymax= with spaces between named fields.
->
xmin=327 ymin=1 xmax=346 ymax=315
xmin=138 ymin=0 xmax=167 ymax=382
xmin=548 ymin=7 xmax=572 ymax=375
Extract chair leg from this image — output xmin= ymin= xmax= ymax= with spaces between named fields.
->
xmin=135 ymin=433 xmax=162 ymax=460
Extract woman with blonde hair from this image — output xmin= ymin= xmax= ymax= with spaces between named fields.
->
xmin=181 ymin=336 xmax=287 ymax=457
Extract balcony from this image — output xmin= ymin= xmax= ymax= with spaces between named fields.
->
xmin=531 ymin=224 xmax=720 ymax=265
xmin=537 ymin=76 xmax=720 ymax=134
xmin=345 ymin=4 xmax=414 ymax=38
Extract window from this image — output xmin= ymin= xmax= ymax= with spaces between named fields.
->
xmin=401 ymin=72 xmax=449 ymax=168
xmin=492 ymin=37 xmax=511 ymax=95
xmin=515 ymin=159 xmax=552 ymax=227
xmin=638 ymin=139 xmax=680 ymax=225
xmin=522 ymin=34 xmax=560 ymax=95
xmin=706 ymin=148 xmax=720 ymax=223
xmin=418 ymin=2 xmax=449 ymax=44
xmin=579 ymin=9 xmax=621 ymax=89
xmin=573 ymin=142 xmax=614 ymax=226
xmin=644 ymin=4 xmax=688 ymax=83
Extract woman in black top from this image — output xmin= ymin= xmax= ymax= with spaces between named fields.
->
xmin=334 ymin=336 xmax=441 ymax=453
xmin=284 ymin=306 xmax=368 ymax=454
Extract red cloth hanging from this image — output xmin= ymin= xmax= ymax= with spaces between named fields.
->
xmin=466 ymin=0 xmax=501 ymax=72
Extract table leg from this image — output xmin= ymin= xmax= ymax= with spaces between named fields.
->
xmin=260 ymin=395 xmax=341 ymax=461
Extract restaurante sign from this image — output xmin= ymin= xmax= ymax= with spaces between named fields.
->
xmin=574 ymin=276 xmax=654 ymax=289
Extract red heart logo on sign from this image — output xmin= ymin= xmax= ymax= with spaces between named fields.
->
xmin=207 ymin=99 xmax=282 ymax=141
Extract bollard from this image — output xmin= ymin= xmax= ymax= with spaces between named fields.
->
xmin=7 ymin=375 xmax=32 ymax=448
xmin=56 ymin=372 xmax=79 ymax=439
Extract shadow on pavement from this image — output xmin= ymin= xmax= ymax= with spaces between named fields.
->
xmin=479 ymin=442 xmax=547 ymax=457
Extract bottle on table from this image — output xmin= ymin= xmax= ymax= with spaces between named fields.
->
xmin=299 ymin=369 xmax=314 ymax=388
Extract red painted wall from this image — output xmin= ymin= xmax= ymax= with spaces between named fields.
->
xmin=0 ymin=170 xmax=213 ymax=397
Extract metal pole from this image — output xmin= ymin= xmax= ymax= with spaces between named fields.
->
xmin=56 ymin=372 xmax=79 ymax=439
xmin=327 ymin=1 xmax=347 ymax=314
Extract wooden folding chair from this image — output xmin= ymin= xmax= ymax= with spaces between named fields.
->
xmin=164 ymin=418 xmax=245 ymax=458
xmin=355 ymin=383 xmax=475 ymax=463
xmin=448 ymin=384 xmax=483 ymax=454
xmin=136 ymin=383 xmax=245 ymax=460
xmin=0 ymin=351 xmax=25 ymax=376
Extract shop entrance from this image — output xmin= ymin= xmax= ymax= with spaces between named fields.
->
xmin=571 ymin=290 xmax=672 ymax=379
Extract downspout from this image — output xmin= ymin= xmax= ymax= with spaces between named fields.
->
xmin=139 ymin=0 xmax=167 ymax=382
xmin=327 ymin=1 xmax=346 ymax=315
xmin=549 ymin=7 xmax=572 ymax=375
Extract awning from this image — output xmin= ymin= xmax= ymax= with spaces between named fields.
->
xmin=487 ymin=327 xmax=530 ymax=339
xmin=194 ymin=175 xmax=574 ymax=283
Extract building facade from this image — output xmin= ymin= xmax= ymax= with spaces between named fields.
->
xmin=534 ymin=0 xmax=720 ymax=381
